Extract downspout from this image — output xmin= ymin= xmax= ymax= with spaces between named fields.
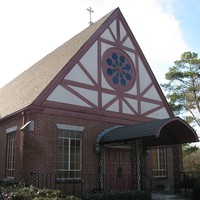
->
xmin=19 ymin=111 xmax=26 ymax=180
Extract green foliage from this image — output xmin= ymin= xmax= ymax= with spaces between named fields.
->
xmin=161 ymin=51 xmax=200 ymax=127
xmin=80 ymin=191 xmax=151 ymax=200
xmin=0 ymin=182 xmax=151 ymax=200
xmin=183 ymin=144 xmax=199 ymax=157
xmin=0 ymin=182 xmax=62 ymax=200
xmin=183 ymin=150 xmax=200 ymax=171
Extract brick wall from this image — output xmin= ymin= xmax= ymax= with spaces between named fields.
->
xmin=22 ymin=112 xmax=114 ymax=192
xmin=0 ymin=111 xmax=182 ymax=193
xmin=145 ymin=145 xmax=183 ymax=191
xmin=0 ymin=114 xmax=24 ymax=180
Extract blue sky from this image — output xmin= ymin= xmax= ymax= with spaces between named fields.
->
xmin=0 ymin=0 xmax=199 ymax=88
xmin=171 ymin=0 xmax=200 ymax=54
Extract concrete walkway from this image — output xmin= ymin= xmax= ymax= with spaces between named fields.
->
xmin=152 ymin=192 xmax=190 ymax=200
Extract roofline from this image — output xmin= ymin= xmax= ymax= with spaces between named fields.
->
xmin=117 ymin=8 xmax=174 ymax=117
xmin=33 ymin=8 xmax=119 ymax=106
xmin=0 ymin=108 xmax=25 ymax=122
xmin=157 ymin=116 xmax=199 ymax=141
xmin=0 ymin=105 xmax=44 ymax=123
xmin=98 ymin=117 xmax=199 ymax=145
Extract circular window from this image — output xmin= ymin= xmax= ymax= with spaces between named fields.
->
xmin=102 ymin=48 xmax=135 ymax=91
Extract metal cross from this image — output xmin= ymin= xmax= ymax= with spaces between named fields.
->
xmin=87 ymin=7 xmax=94 ymax=25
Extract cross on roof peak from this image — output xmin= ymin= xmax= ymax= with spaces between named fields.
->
xmin=86 ymin=7 xmax=94 ymax=26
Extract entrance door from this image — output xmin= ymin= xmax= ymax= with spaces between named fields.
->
xmin=104 ymin=147 xmax=132 ymax=191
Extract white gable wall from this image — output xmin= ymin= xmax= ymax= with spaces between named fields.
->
xmin=46 ymin=13 xmax=170 ymax=120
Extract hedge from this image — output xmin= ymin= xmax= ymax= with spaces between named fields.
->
xmin=0 ymin=181 xmax=151 ymax=200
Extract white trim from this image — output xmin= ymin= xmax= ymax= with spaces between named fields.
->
xmin=152 ymin=146 xmax=167 ymax=177
xmin=57 ymin=127 xmax=83 ymax=179
xmin=56 ymin=124 xmax=84 ymax=132
xmin=6 ymin=126 xmax=17 ymax=133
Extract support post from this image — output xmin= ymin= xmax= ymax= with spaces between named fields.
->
xmin=172 ymin=144 xmax=180 ymax=193
xmin=99 ymin=145 xmax=105 ymax=192
xmin=131 ymin=140 xmax=143 ymax=191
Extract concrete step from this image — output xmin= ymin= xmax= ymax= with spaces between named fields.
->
xmin=152 ymin=192 xmax=189 ymax=200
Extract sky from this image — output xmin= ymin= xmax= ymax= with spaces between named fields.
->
xmin=0 ymin=0 xmax=199 ymax=89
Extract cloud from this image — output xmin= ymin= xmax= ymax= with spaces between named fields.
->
xmin=124 ymin=0 xmax=188 ymax=62
xmin=118 ymin=0 xmax=189 ymax=82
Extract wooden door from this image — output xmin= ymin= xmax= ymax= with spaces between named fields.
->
xmin=104 ymin=148 xmax=132 ymax=191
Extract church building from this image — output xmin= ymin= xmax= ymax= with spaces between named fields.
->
xmin=0 ymin=8 xmax=198 ymax=194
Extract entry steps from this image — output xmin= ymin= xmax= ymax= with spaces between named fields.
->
xmin=152 ymin=191 xmax=189 ymax=200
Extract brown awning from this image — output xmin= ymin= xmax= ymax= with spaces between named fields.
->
xmin=98 ymin=117 xmax=199 ymax=147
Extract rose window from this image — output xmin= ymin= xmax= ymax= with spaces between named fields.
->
xmin=102 ymin=48 xmax=135 ymax=91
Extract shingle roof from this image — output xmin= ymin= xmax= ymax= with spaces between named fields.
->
xmin=0 ymin=8 xmax=117 ymax=119
xmin=98 ymin=117 xmax=199 ymax=146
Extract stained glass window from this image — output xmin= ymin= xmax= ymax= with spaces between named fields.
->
xmin=102 ymin=48 xmax=135 ymax=91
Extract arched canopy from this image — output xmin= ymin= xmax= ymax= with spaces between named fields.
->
xmin=98 ymin=117 xmax=199 ymax=147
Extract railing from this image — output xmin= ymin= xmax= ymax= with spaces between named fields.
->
xmin=30 ymin=172 xmax=99 ymax=194
xmin=179 ymin=171 xmax=200 ymax=197
xmin=140 ymin=173 xmax=152 ymax=193
xmin=30 ymin=172 xmax=152 ymax=195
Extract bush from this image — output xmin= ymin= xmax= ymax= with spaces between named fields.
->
xmin=80 ymin=191 xmax=151 ymax=200
xmin=0 ymin=182 xmax=62 ymax=200
xmin=0 ymin=181 xmax=151 ymax=200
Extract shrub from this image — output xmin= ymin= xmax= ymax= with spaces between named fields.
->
xmin=0 ymin=181 xmax=151 ymax=200
xmin=80 ymin=191 xmax=151 ymax=200
xmin=0 ymin=182 xmax=62 ymax=200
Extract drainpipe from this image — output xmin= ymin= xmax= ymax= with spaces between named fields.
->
xmin=19 ymin=111 xmax=26 ymax=180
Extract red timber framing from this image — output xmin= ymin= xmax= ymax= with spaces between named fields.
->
xmin=33 ymin=8 xmax=173 ymax=124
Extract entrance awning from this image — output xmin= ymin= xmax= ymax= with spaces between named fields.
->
xmin=99 ymin=117 xmax=199 ymax=147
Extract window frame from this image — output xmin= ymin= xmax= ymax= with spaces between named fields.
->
xmin=56 ymin=124 xmax=84 ymax=181
xmin=152 ymin=146 xmax=167 ymax=178
xmin=5 ymin=126 xmax=17 ymax=179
